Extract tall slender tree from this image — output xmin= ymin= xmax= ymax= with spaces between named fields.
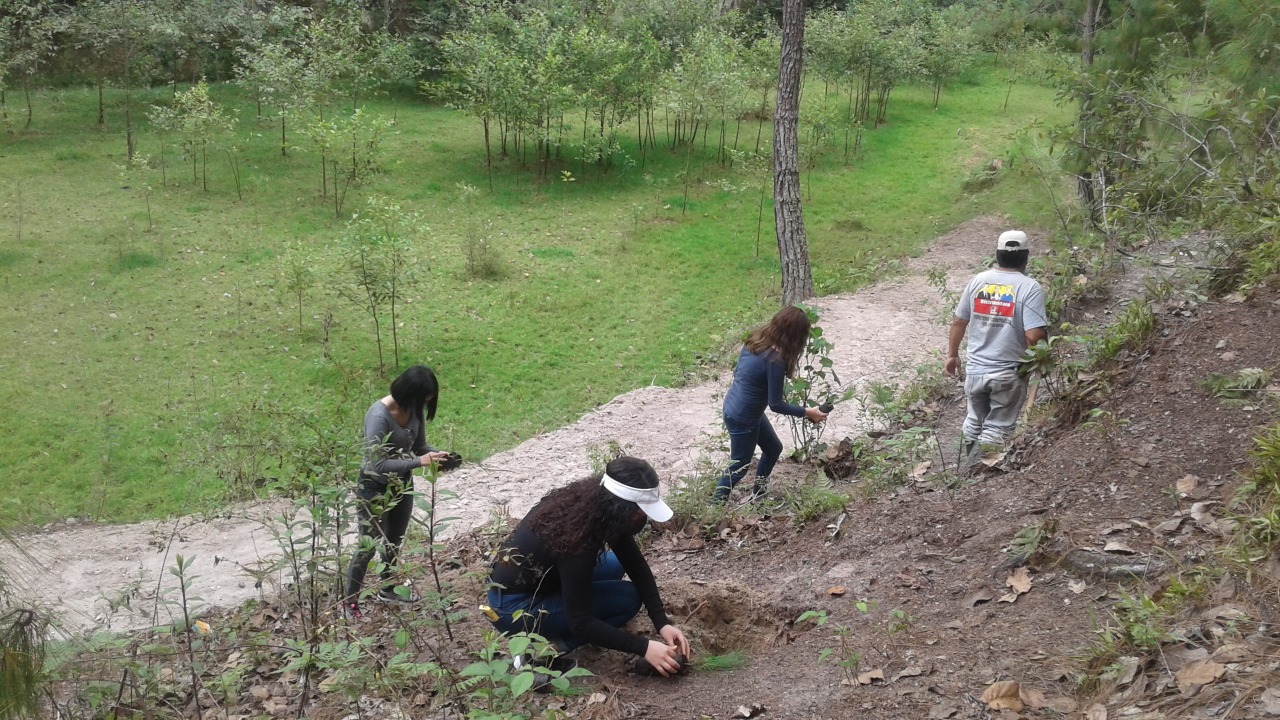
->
xmin=773 ymin=0 xmax=813 ymax=305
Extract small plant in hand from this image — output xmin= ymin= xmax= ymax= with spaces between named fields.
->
xmin=786 ymin=306 xmax=853 ymax=462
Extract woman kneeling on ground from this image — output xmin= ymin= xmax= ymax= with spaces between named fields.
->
xmin=344 ymin=365 xmax=458 ymax=619
xmin=486 ymin=456 xmax=692 ymax=677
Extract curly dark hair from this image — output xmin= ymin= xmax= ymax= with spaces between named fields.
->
xmin=744 ymin=305 xmax=811 ymax=377
xmin=530 ymin=456 xmax=659 ymax=556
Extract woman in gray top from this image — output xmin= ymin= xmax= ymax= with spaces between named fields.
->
xmin=344 ymin=365 xmax=454 ymax=619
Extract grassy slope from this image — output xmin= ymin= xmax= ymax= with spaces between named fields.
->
xmin=0 ymin=72 xmax=1065 ymax=525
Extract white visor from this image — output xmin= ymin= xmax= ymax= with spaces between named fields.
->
xmin=601 ymin=473 xmax=674 ymax=523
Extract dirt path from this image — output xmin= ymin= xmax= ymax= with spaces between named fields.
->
xmin=14 ymin=217 xmax=1004 ymax=635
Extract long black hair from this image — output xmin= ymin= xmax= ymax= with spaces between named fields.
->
xmin=389 ymin=365 xmax=439 ymax=424
xmin=530 ymin=456 xmax=659 ymax=556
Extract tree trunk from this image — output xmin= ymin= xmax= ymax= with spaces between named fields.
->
xmin=1078 ymin=0 xmax=1099 ymax=227
xmin=773 ymin=0 xmax=814 ymax=306
xmin=23 ymin=81 xmax=32 ymax=130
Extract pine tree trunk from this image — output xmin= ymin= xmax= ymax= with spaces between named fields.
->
xmin=773 ymin=0 xmax=814 ymax=306
xmin=1078 ymin=0 xmax=1099 ymax=227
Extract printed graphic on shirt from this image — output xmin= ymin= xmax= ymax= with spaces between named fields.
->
xmin=973 ymin=283 xmax=1016 ymax=321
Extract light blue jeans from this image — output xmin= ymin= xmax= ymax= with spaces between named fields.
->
xmin=963 ymin=370 xmax=1029 ymax=445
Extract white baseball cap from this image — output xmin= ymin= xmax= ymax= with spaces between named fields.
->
xmin=997 ymin=230 xmax=1030 ymax=251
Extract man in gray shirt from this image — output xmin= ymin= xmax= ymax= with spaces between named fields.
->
xmin=946 ymin=230 xmax=1048 ymax=470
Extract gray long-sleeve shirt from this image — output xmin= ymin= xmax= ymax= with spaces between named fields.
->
xmin=359 ymin=400 xmax=436 ymax=489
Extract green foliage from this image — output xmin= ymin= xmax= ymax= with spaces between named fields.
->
xmin=0 ymin=604 xmax=45 ymax=720
xmin=1093 ymin=301 xmax=1157 ymax=363
xmin=1007 ymin=519 xmax=1057 ymax=565
xmin=795 ymin=599 xmax=875 ymax=684
xmin=460 ymin=631 xmax=592 ymax=716
xmin=149 ymin=81 xmax=235 ymax=191
xmin=338 ymin=195 xmax=425 ymax=376
xmin=695 ymin=650 xmax=748 ymax=672
xmin=665 ymin=443 xmax=732 ymax=535
xmin=454 ymin=183 xmax=506 ymax=280
xmin=1199 ymin=367 xmax=1272 ymax=400
xmin=785 ymin=306 xmax=855 ymax=462
xmin=585 ymin=439 xmax=627 ymax=476
xmin=783 ymin=475 xmax=849 ymax=527
xmin=1231 ymin=423 xmax=1280 ymax=562
xmin=0 ymin=69 xmax=1064 ymax=525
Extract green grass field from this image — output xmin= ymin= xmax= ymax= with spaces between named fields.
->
xmin=0 ymin=71 xmax=1065 ymax=525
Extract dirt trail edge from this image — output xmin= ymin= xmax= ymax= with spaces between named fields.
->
xmin=18 ymin=217 xmax=1003 ymax=634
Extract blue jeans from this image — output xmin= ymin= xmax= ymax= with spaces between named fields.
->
xmin=713 ymin=414 xmax=783 ymax=502
xmin=486 ymin=551 xmax=641 ymax=652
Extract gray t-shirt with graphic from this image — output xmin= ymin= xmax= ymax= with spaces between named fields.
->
xmin=954 ymin=268 xmax=1047 ymax=376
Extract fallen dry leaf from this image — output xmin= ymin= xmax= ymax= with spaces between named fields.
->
xmin=1175 ymin=659 xmax=1226 ymax=696
xmin=911 ymin=460 xmax=932 ymax=478
xmin=980 ymin=681 xmax=1024 ymax=712
xmin=1210 ymin=643 xmax=1250 ymax=664
xmin=927 ymin=703 xmax=959 ymax=719
xmin=1259 ymin=687 xmax=1280 ymax=716
xmin=1176 ymin=475 xmax=1199 ymax=494
xmin=944 ymin=619 xmax=964 ymax=630
xmin=1018 ymin=685 xmax=1046 ymax=709
xmin=1114 ymin=656 xmax=1141 ymax=686
xmin=1044 ymin=696 xmax=1078 ymax=713
xmin=857 ymin=668 xmax=885 ymax=685
xmin=997 ymin=592 xmax=1019 ymax=604
xmin=1100 ymin=522 xmax=1132 ymax=535
xmin=1084 ymin=702 xmax=1107 ymax=720
xmin=1006 ymin=567 xmax=1032 ymax=594
xmin=1155 ymin=517 xmax=1185 ymax=533
xmin=893 ymin=666 xmax=924 ymax=681
xmin=1161 ymin=645 xmax=1208 ymax=672
xmin=1103 ymin=541 xmax=1136 ymax=554
xmin=980 ymin=449 xmax=1007 ymax=467
xmin=827 ymin=585 xmax=847 ymax=596
xmin=963 ymin=588 xmax=995 ymax=608
xmin=1069 ymin=579 xmax=1086 ymax=594
xmin=588 ymin=693 xmax=608 ymax=705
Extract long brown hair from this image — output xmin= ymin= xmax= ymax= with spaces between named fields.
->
xmin=744 ymin=306 xmax=811 ymax=377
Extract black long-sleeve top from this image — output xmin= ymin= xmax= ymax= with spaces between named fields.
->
xmin=489 ymin=506 xmax=671 ymax=657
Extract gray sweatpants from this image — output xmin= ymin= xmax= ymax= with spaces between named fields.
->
xmin=963 ymin=370 xmax=1029 ymax=445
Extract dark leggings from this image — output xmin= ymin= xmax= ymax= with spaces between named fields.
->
xmin=344 ymin=483 xmax=414 ymax=605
